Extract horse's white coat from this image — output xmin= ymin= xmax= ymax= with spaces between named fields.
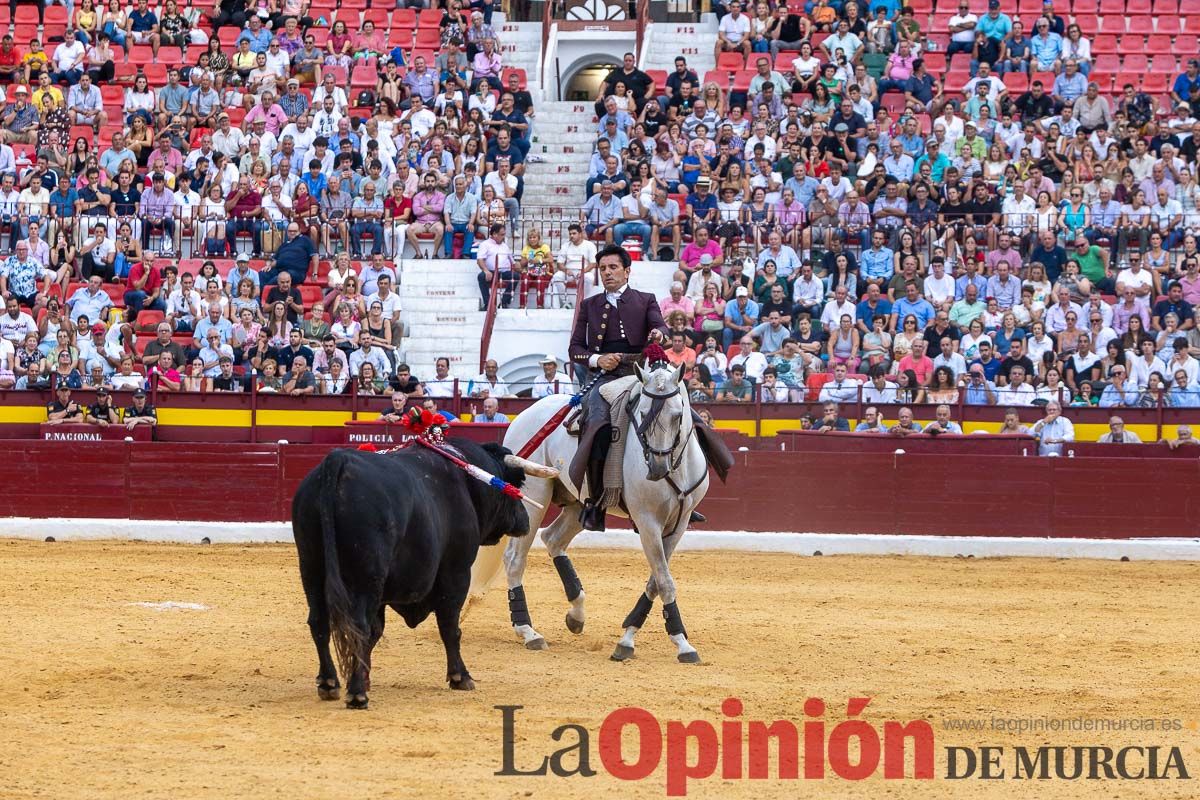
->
xmin=469 ymin=364 xmax=708 ymax=659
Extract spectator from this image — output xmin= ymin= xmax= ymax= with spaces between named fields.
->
xmin=531 ymin=354 xmax=571 ymax=398
xmin=889 ymin=406 xmax=923 ymax=435
xmin=1031 ymin=400 xmax=1074 ymax=455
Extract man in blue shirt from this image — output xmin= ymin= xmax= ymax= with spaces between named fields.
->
xmin=976 ymin=1 xmax=1011 ymax=41
xmin=1172 ymin=60 xmax=1200 ymax=114
xmin=128 ymin=0 xmax=160 ymax=54
xmin=855 ymin=283 xmax=892 ymax=335
xmin=48 ymin=173 xmax=77 ymax=244
xmin=970 ymin=340 xmax=1002 ymax=382
xmin=914 ymin=138 xmax=950 ymax=182
xmin=236 ymin=15 xmax=272 ymax=54
xmin=962 ymin=365 xmax=998 ymax=405
xmin=685 ymin=178 xmax=718 ymax=231
xmin=860 ymin=229 xmax=895 ymax=289
xmin=890 ymin=280 xmax=935 ymax=330
xmin=783 ymin=161 xmax=818 ymax=206
xmin=260 ymin=223 xmax=318 ymax=286
xmin=1098 ymin=366 xmax=1138 ymax=407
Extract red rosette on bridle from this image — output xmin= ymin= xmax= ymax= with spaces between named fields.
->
xmin=398 ymin=406 xmax=438 ymax=436
xmin=642 ymin=343 xmax=669 ymax=367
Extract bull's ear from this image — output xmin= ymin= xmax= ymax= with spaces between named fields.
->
xmin=634 ymin=361 xmax=646 ymax=383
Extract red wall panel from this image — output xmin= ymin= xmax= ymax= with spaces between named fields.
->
xmin=2 ymin=440 xmax=1197 ymax=539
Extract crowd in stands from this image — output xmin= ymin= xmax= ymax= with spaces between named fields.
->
xmin=0 ymin=0 xmax=560 ymax=396
xmin=578 ymin=0 xmax=1200 ymax=411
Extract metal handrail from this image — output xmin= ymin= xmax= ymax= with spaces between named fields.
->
xmin=478 ymin=262 xmax=504 ymax=371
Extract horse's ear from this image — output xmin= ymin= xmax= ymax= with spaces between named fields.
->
xmin=634 ymin=361 xmax=646 ymax=383
xmin=674 ymin=362 xmax=685 ymax=384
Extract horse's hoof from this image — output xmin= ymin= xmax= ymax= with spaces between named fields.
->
xmin=345 ymin=693 xmax=369 ymax=709
xmin=317 ymin=683 xmax=341 ymax=701
xmin=610 ymin=644 xmax=635 ymax=661
xmin=565 ymin=613 xmax=584 ymax=634
xmin=525 ymin=637 xmax=548 ymax=650
xmin=677 ymin=651 xmax=702 ymax=664
xmin=449 ymin=676 xmax=476 ymax=691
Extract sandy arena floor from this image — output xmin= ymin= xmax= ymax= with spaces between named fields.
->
xmin=1 ymin=539 xmax=1198 ymax=799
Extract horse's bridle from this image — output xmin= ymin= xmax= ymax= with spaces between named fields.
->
xmin=630 ymin=382 xmax=691 ymax=473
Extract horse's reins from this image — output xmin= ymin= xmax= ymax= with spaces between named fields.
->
xmin=628 ymin=377 xmax=705 ymax=535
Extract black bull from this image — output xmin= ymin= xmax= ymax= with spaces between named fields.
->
xmin=292 ymin=440 xmax=532 ymax=709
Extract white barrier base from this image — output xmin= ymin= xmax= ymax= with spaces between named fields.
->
xmin=1 ymin=518 xmax=1198 ymax=561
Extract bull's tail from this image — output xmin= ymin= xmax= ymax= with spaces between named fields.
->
xmin=319 ymin=452 xmax=366 ymax=687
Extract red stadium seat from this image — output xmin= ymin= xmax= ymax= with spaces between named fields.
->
xmin=1149 ymin=54 xmax=1177 ymax=74
xmin=1098 ymin=0 xmax=1123 ymax=11
xmin=920 ymin=52 xmax=946 ymax=73
xmin=393 ymin=8 xmax=416 ymax=28
xmin=1141 ymin=73 xmax=1169 ymax=93
xmin=361 ymin=7 xmax=389 ymax=28
xmin=43 ymin=4 xmax=68 ymax=37
xmin=1002 ymin=72 xmax=1028 ymax=94
xmin=100 ymin=84 xmax=123 ymax=105
xmin=1126 ymin=16 xmax=1154 ymax=35
xmin=69 ymin=124 xmax=94 ymax=146
xmin=12 ymin=5 xmax=38 ymax=25
xmin=128 ymin=44 xmax=154 ymax=66
xmin=1071 ymin=0 xmax=1098 ymax=11
xmin=1093 ymin=53 xmax=1120 ymax=72
xmin=944 ymin=70 xmax=970 ymax=93
xmin=1145 ymin=33 xmax=1172 ymax=53
xmin=1089 ymin=72 xmax=1113 ymax=92
xmin=1153 ymin=0 xmax=1179 ymax=12
xmin=715 ymin=51 xmax=744 ymax=74
xmin=350 ymin=64 xmax=375 ymax=88
xmin=701 ymin=69 xmax=728 ymax=89
xmin=386 ymin=27 xmax=412 ymax=48
xmin=417 ymin=9 xmax=441 ymax=28
xmin=1072 ymin=13 xmax=1099 ymax=35
xmin=143 ymin=63 xmax=167 ymax=85
xmin=412 ymin=27 xmax=440 ymax=50
xmin=1090 ymin=33 xmax=1119 ymax=53
xmin=1181 ymin=0 xmax=1200 ymax=12
xmin=644 ymin=68 xmax=667 ymax=92
xmin=136 ymin=310 xmax=164 ymax=333
xmin=1174 ymin=33 xmax=1200 ymax=53
xmin=731 ymin=70 xmax=753 ymax=92
xmin=1017 ymin=0 xmax=1040 ymax=13
xmin=774 ymin=52 xmax=797 ymax=73
xmin=298 ymin=285 xmax=323 ymax=308
xmin=1126 ymin=0 xmax=1152 ymax=11
xmin=1122 ymin=53 xmax=1148 ymax=73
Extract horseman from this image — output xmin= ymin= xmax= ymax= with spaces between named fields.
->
xmin=569 ymin=245 xmax=734 ymax=531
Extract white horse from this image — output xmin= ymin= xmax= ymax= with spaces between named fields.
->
xmin=468 ymin=361 xmax=709 ymax=662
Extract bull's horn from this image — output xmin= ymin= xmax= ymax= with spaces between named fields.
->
xmin=504 ymin=454 xmax=559 ymax=479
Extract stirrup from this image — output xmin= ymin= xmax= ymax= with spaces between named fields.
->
xmin=579 ymin=501 xmax=606 ymax=532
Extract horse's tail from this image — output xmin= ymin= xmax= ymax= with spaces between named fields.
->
xmin=319 ymin=452 xmax=366 ymax=686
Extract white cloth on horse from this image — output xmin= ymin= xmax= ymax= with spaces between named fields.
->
xmin=597 ymin=375 xmax=640 ymax=508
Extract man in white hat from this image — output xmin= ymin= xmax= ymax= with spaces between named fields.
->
xmin=531 ymin=354 xmax=573 ymax=398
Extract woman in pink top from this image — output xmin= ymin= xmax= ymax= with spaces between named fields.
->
xmin=352 ymin=20 xmax=385 ymax=59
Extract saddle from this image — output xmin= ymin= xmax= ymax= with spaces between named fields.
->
xmin=566 ymin=383 xmax=734 ymax=495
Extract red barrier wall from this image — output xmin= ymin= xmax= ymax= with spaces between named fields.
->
xmin=5 ymin=440 xmax=1198 ymax=539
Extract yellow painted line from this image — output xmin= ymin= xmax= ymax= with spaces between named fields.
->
xmin=0 ymin=406 xmax=53 ymax=423
xmin=156 ymin=408 xmax=254 ymax=427
xmin=255 ymin=410 xmax=355 ymax=427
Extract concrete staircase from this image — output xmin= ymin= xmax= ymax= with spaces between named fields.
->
xmin=640 ymin=19 xmax=717 ymax=77
xmin=398 ymin=259 xmax=485 ymax=385
xmin=497 ymin=19 xmax=544 ymax=102
xmin=522 ymin=99 xmax=594 ymax=212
